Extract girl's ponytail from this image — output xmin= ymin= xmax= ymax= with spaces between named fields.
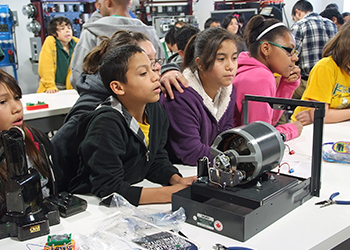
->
xmin=181 ymin=33 xmax=198 ymax=71
xmin=82 ymin=36 xmax=110 ymax=74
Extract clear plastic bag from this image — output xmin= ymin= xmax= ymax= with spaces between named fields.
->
xmin=322 ymin=141 xmax=350 ymax=164
xmin=106 ymin=192 xmax=186 ymax=231
xmin=74 ymin=230 xmax=142 ymax=250
xmin=74 ymin=193 xmax=199 ymax=250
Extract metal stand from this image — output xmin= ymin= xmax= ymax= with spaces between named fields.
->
xmin=242 ymin=95 xmax=325 ymax=196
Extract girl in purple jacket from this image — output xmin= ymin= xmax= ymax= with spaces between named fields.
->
xmin=160 ymin=27 xmax=240 ymax=166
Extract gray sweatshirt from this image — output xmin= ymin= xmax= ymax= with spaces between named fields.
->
xmin=70 ymin=15 xmax=163 ymax=88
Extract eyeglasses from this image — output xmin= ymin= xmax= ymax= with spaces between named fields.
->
xmin=260 ymin=41 xmax=299 ymax=57
xmin=150 ymin=58 xmax=165 ymax=67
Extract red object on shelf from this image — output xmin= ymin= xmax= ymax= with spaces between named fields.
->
xmin=26 ymin=103 xmax=49 ymax=110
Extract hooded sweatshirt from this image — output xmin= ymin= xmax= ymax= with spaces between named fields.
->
xmin=55 ymin=96 xmax=180 ymax=206
xmin=232 ymin=52 xmax=300 ymax=141
xmin=70 ymin=16 xmax=164 ymax=88
xmin=51 ymin=72 xmax=111 ymax=192
xmin=66 ymin=72 xmax=108 ymax=122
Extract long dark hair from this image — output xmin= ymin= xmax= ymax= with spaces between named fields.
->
xmin=182 ymin=27 xmax=240 ymax=73
xmin=221 ymin=14 xmax=243 ymax=36
xmin=0 ymin=69 xmax=49 ymax=178
xmin=244 ymin=15 xmax=290 ymax=58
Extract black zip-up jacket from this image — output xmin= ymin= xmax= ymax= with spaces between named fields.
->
xmin=67 ymin=97 xmax=180 ymax=206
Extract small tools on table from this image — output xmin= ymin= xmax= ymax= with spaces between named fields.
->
xmin=213 ymin=243 xmax=253 ymax=250
xmin=315 ymin=192 xmax=350 ymax=208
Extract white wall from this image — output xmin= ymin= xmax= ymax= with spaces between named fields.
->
xmin=0 ymin=0 xmax=348 ymax=94
xmin=345 ymin=1 xmax=350 ymax=11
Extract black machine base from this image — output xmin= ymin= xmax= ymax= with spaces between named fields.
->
xmin=0 ymin=202 xmax=60 ymax=241
xmin=47 ymin=192 xmax=88 ymax=218
xmin=0 ymin=192 xmax=87 ymax=241
xmin=172 ymin=172 xmax=312 ymax=242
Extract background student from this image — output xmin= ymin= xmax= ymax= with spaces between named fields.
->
xmin=160 ymin=27 xmax=239 ymax=166
xmin=290 ymin=0 xmax=337 ymax=99
xmin=232 ymin=15 xmax=303 ymax=141
xmin=37 ymin=16 xmax=79 ymax=93
xmin=70 ymin=0 xmax=163 ymax=88
xmin=162 ymin=26 xmax=178 ymax=60
xmin=0 ymin=69 xmax=57 ymax=201
xmin=82 ymin=0 xmax=102 ymax=27
xmin=204 ymin=17 xmax=221 ymax=29
xmin=70 ymin=0 xmax=188 ymax=101
xmin=232 ymin=12 xmax=246 ymax=33
xmin=343 ymin=12 xmax=350 ymax=23
xmin=166 ymin=24 xmax=200 ymax=69
xmin=160 ymin=21 xmax=186 ymax=60
xmin=320 ymin=7 xmax=344 ymax=31
xmin=66 ymin=45 xmax=196 ymax=205
xmin=292 ymin=21 xmax=350 ymax=125
xmin=221 ymin=13 xmax=243 ymax=37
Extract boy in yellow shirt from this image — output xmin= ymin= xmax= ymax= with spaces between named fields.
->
xmin=37 ymin=16 xmax=79 ymax=93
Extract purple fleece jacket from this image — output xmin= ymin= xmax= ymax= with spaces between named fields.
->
xmin=232 ymin=52 xmax=300 ymax=141
xmin=160 ymin=71 xmax=235 ymax=166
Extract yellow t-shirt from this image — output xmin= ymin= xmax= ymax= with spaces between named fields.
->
xmin=274 ymin=73 xmax=281 ymax=87
xmin=292 ymin=56 xmax=350 ymax=121
xmin=138 ymin=120 xmax=150 ymax=146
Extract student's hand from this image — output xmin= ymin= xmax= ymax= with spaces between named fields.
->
xmin=291 ymin=120 xmax=303 ymax=137
xmin=139 ymin=175 xmax=195 ymax=204
xmin=177 ymin=176 xmax=197 ymax=186
xmin=286 ymin=65 xmax=301 ymax=82
xmin=160 ymin=70 xmax=189 ymax=100
xmin=169 ymin=174 xmax=196 ymax=186
xmin=162 ymin=184 xmax=190 ymax=201
xmin=139 ymin=184 xmax=191 ymax=204
xmin=295 ymin=110 xmax=313 ymax=125
xmin=45 ymin=89 xmax=59 ymax=93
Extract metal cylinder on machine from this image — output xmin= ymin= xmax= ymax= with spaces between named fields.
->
xmin=210 ymin=121 xmax=285 ymax=186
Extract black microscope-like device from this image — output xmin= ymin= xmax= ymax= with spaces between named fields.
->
xmin=0 ymin=127 xmax=60 ymax=241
